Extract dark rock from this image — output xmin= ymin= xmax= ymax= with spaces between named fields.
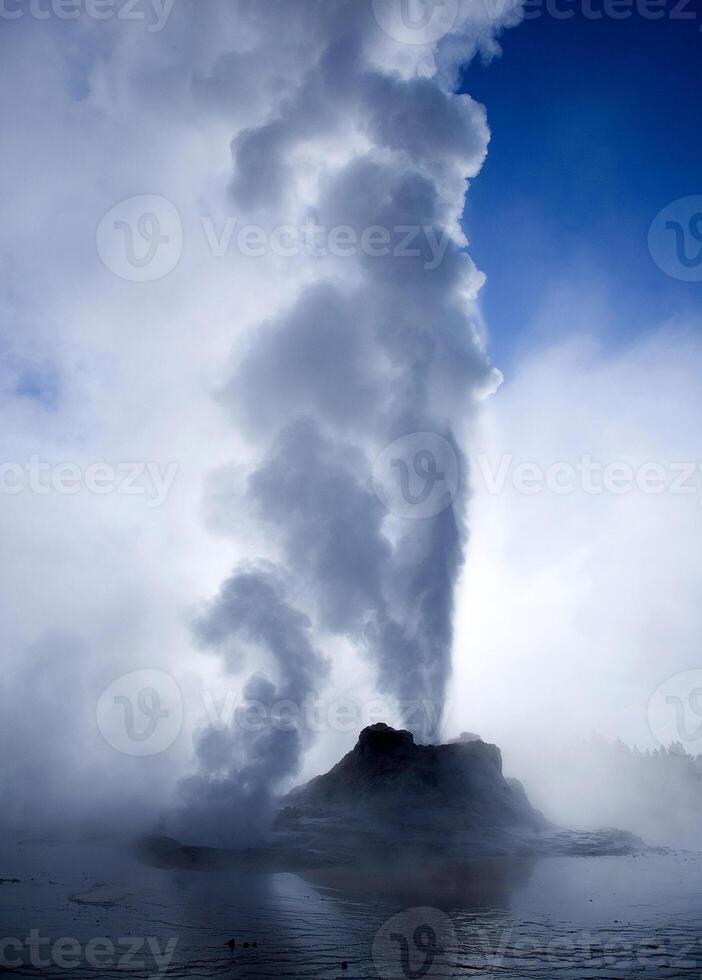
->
xmin=285 ymin=722 xmax=548 ymax=832
xmin=275 ymin=724 xmax=644 ymax=862
xmin=138 ymin=725 xmax=644 ymax=874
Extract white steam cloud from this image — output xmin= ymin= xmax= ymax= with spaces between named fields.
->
xmin=0 ymin=0 xmax=523 ymax=841
xmin=174 ymin=0 xmax=522 ymax=843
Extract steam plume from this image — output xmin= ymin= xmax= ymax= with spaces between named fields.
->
xmin=173 ymin=565 xmax=327 ymax=844
xmin=176 ymin=0 xmax=516 ymax=842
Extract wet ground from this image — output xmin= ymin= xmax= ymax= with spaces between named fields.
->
xmin=1 ymin=837 xmax=702 ymax=978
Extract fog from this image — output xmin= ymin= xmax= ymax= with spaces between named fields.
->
xmin=2 ymin=1 xmax=701 ymax=856
xmin=453 ymin=291 xmax=702 ymax=847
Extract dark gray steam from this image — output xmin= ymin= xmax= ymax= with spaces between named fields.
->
xmin=173 ymin=566 xmax=327 ymax=845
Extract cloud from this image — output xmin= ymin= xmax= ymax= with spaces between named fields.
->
xmin=206 ymin=2 xmax=510 ymax=753
xmin=0 ymin=0 xmax=522 ymax=838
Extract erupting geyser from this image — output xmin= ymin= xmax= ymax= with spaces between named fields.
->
xmin=175 ymin=0 xmax=519 ymax=846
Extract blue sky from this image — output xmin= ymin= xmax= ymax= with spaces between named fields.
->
xmin=460 ymin=8 xmax=702 ymax=372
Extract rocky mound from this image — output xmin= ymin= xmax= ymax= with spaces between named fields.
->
xmin=274 ymin=724 xmax=643 ymax=861
xmin=140 ymin=724 xmax=645 ymax=876
xmin=283 ymin=723 xmax=547 ymax=832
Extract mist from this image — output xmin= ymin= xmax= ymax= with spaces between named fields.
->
xmin=452 ymin=290 xmax=702 ymax=849
xmin=0 ymin=0 xmax=523 ymax=842
xmin=1 ymin=0 xmax=701 ymax=864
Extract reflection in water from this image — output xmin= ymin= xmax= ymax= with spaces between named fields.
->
xmin=301 ymin=855 xmax=536 ymax=908
xmin=1 ymin=838 xmax=702 ymax=977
